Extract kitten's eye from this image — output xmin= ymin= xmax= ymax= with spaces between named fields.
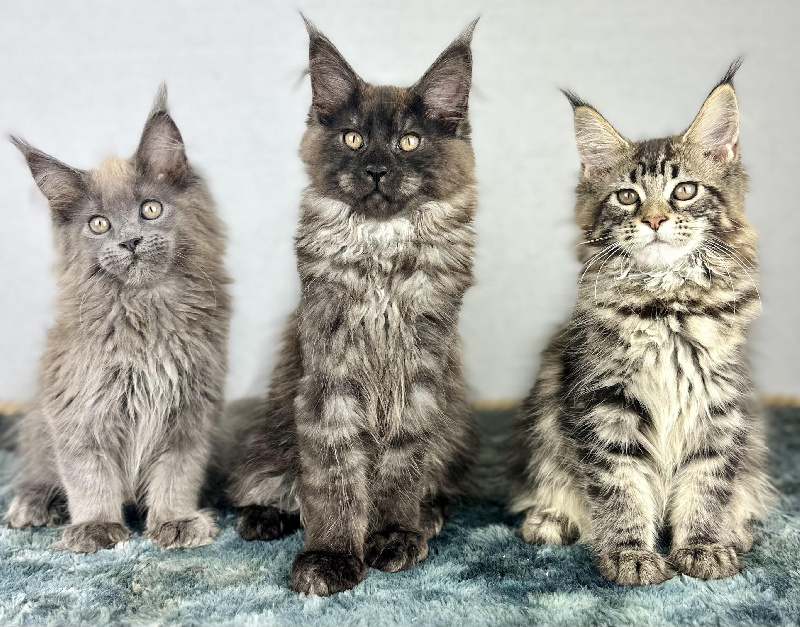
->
xmin=343 ymin=131 xmax=363 ymax=150
xmin=617 ymin=189 xmax=639 ymax=205
xmin=140 ymin=200 xmax=163 ymax=220
xmin=673 ymin=182 xmax=698 ymax=201
xmin=399 ymin=134 xmax=420 ymax=152
xmin=88 ymin=215 xmax=110 ymax=234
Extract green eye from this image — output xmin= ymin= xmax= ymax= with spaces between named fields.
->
xmin=617 ymin=189 xmax=639 ymax=205
xmin=140 ymin=200 xmax=163 ymax=220
xmin=88 ymin=215 xmax=110 ymax=234
xmin=672 ymin=182 xmax=698 ymax=201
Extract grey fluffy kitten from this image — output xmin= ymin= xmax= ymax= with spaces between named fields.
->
xmin=227 ymin=19 xmax=479 ymax=596
xmin=4 ymin=86 xmax=231 ymax=553
xmin=511 ymin=62 xmax=774 ymax=585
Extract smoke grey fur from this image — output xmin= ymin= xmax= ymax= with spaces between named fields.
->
xmin=226 ymin=18 xmax=480 ymax=596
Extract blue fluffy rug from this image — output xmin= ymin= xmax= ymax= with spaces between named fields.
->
xmin=1 ymin=407 xmax=798 ymax=626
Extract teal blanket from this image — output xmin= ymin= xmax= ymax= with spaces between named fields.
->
xmin=1 ymin=407 xmax=798 ymax=626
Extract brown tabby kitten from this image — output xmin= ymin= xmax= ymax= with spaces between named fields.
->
xmin=227 ymin=19 xmax=479 ymax=595
xmin=511 ymin=62 xmax=774 ymax=585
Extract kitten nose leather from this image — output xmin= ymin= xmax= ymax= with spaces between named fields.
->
xmin=120 ymin=238 xmax=142 ymax=252
xmin=643 ymin=215 xmax=668 ymax=231
xmin=366 ymin=165 xmax=388 ymax=183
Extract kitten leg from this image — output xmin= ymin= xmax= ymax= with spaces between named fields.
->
xmin=365 ymin=385 xmax=451 ymax=573
xmin=4 ymin=407 xmax=68 ymax=529
xmin=290 ymin=374 xmax=369 ymax=596
xmin=366 ymin=488 xmax=429 ymax=573
xmin=228 ymin=321 xmax=303 ymax=542
xmin=145 ymin=433 xmax=219 ymax=550
xmin=667 ymin=419 xmax=748 ymax=580
xmin=580 ymin=403 xmax=669 ymax=585
xmin=52 ymin=451 xmax=129 ymax=553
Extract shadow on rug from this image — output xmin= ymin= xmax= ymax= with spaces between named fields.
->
xmin=0 ymin=407 xmax=798 ymax=626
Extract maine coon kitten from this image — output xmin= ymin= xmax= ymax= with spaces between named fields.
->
xmin=510 ymin=62 xmax=773 ymax=585
xmin=3 ymin=86 xmax=231 ymax=553
xmin=227 ymin=19 xmax=479 ymax=595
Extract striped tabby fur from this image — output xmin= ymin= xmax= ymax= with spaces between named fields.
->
xmin=511 ymin=62 xmax=774 ymax=585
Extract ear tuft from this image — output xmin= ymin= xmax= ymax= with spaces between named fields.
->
xmin=718 ymin=57 xmax=742 ymax=89
xmin=571 ymin=104 xmax=629 ymax=178
xmin=561 ymin=89 xmax=589 ymax=110
xmin=149 ymin=82 xmax=169 ymax=116
xmin=304 ymin=16 xmax=362 ymax=118
xmin=683 ymin=62 xmax=741 ymax=163
xmin=135 ymin=84 xmax=189 ymax=183
xmin=413 ymin=19 xmax=478 ymax=126
xmin=11 ymin=136 xmax=86 ymax=215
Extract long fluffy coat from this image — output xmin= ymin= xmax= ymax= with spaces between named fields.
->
xmin=4 ymin=87 xmax=230 ymax=553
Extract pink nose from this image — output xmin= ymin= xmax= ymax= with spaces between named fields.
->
xmin=643 ymin=215 xmax=668 ymax=231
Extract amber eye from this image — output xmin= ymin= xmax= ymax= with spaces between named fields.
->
xmin=617 ymin=189 xmax=639 ymax=205
xmin=343 ymin=131 xmax=363 ymax=150
xmin=140 ymin=200 xmax=163 ymax=220
xmin=672 ymin=182 xmax=698 ymax=201
xmin=88 ymin=215 xmax=110 ymax=234
xmin=399 ymin=134 xmax=420 ymax=152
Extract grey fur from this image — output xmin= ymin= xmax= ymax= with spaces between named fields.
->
xmin=511 ymin=63 xmax=774 ymax=584
xmin=227 ymin=19 xmax=479 ymax=595
xmin=4 ymin=85 xmax=231 ymax=553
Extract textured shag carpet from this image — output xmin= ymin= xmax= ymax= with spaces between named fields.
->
xmin=0 ymin=407 xmax=798 ymax=627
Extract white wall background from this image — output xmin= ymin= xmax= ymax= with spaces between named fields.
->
xmin=1 ymin=0 xmax=798 ymax=403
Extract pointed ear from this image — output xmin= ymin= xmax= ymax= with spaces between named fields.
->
xmin=303 ymin=16 xmax=363 ymax=118
xmin=683 ymin=60 xmax=741 ymax=162
xmin=565 ymin=92 xmax=629 ymax=177
xmin=412 ymin=19 xmax=477 ymax=126
xmin=11 ymin=136 xmax=86 ymax=215
xmin=135 ymin=83 xmax=189 ymax=183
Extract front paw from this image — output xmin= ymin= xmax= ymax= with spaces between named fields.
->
xmin=146 ymin=510 xmax=219 ymax=550
xmin=365 ymin=529 xmax=429 ymax=572
xmin=53 ymin=521 xmax=130 ymax=553
xmin=4 ymin=491 xmax=68 ymax=529
xmin=519 ymin=510 xmax=579 ymax=546
xmin=237 ymin=505 xmax=300 ymax=541
xmin=595 ymin=549 xmax=671 ymax=585
xmin=291 ymin=550 xmax=366 ymax=596
xmin=669 ymin=544 xmax=741 ymax=580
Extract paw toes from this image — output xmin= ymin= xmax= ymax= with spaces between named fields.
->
xmin=519 ymin=511 xmax=578 ymax=546
xmin=147 ymin=511 xmax=219 ymax=550
xmin=291 ymin=550 xmax=366 ymax=596
xmin=670 ymin=544 xmax=741 ymax=580
xmin=365 ymin=529 xmax=428 ymax=572
xmin=237 ymin=505 xmax=300 ymax=542
xmin=53 ymin=521 xmax=129 ymax=553
xmin=596 ymin=549 xmax=670 ymax=586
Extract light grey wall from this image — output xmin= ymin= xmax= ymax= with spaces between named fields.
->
xmin=1 ymin=0 xmax=798 ymax=403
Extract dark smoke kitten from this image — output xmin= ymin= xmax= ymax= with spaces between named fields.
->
xmin=226 ymin=19 xmax=479 ymax=595
xmin=3 ymin=86 xmax=231 ymax=553
xmin=511 ymin=62 xmax=774 ymax=585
